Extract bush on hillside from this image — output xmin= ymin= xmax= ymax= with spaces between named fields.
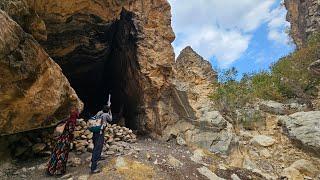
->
xmin=271 ymin=33 xmax=320 ymax=102
xmin=211 ymin=68 xmax=252 ymax=114
xmin=210 ymin=33 xmax=320 ymax=128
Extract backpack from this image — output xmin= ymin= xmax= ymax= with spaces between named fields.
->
xmin=88 ymin=114 xmax=103 ymax=133
xmin=88 ymin=112 xmax=112 ymax=133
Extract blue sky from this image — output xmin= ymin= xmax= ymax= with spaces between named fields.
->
xmin=168 ymin=0 xmax=295 ymax=78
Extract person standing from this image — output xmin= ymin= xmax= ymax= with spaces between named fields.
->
xmin=91 ymin=105 xmax=112 ymax=173
xmin=47 ymin=106 xmax=79 ymax=176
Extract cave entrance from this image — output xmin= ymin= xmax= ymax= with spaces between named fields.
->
xmin=54 ymin=10 xmax=142 ymax=130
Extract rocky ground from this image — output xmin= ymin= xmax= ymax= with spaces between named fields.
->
xmin=0 ymin=137 xmax=264 ymax=180
xmin=1 ymin=113 xmax=320 ymax=180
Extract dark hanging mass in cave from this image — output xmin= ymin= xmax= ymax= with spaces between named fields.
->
xmin=49 ymin=10 xmax=143 ymax=130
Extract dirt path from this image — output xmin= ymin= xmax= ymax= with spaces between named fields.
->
xmin=2 ymin=137 xmax=217 ymax=180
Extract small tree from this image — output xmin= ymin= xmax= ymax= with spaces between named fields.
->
xmin=220 ymin=67 xmax=237 ymax=83
xmin=211 ymin=67 xmax=252 ymax=114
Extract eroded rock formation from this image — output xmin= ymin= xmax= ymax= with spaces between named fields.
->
xmin=0 ymin=10 xmax=83 ymax=135
xmin=165 ymin=47 xmax=235 ymax=154
xmin=1 ymin=1 xmax=234 ymax=156
xmin=285 ymin=0 xmax=320 ymax=48
xmin=24 ymin=0 xmax=176 ymax=135
xmin=0 ymin=0 xmax=180 ymax=136
xmin=173 ymin=46 xmax=218 ymax=123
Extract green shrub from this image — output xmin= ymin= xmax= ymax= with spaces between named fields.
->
xmin=210 ymin=33 xmax=320 ymax=127
xmin=251 ymin=71 xmax=283 ymax=101
xmin=271 ymin=33 xmax=320 ymax=100
xmin=238 ymin=109 xmax=265 ymax=130
xmin=210 ymin=68 xmax=253 ymax=114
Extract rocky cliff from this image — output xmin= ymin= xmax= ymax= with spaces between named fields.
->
xmin=0 ymin=0 xmax=178 ymax=136
xmin=165 ymin=47 xmax=234 ymax=154
xmin=285 ymin=0 xmax=320 ymax=109
xmin=173 ymin=46 xmax=218 ymax=123
xmin=285 ymin=0 xmax=320 ymax=48
xmin=0 ymin=1 xmax=234 ymax=154
xmin=0 ymin=10 xmax=83 ymax=135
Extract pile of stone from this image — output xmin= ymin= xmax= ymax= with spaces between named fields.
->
xmin=72 ymin=119 xmax=137 ymax=154
xmin=6 ymin=119 xmax=137 ymax=159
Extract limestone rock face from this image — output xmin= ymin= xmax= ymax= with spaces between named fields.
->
xmin=165 ymin=47 xmax=234 ymax=154
xmin=0 ymin=10 xmax=83 ymax=135
xmin=23 ymin=0 xmax=175 ymax=135
xmin=0 ymin=0 xmax=177 ymax=136
xmin=1 ymin=0 xmax=232 ymax=143
xmin=284 ymin=0 xmax=320 ymax=48
xmin=173 ymin=46 xmax=219 ymax=126
xmin=0 ymin=0 xmax=47 ymax=42
xmin=278 ymin=111 xmax=320 ymax=157
xmin=285 ymin=1 xmax=320 ymax=110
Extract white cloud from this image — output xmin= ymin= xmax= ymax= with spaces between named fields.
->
xmin=267 ymin=4 xmax=291 ymax=44
xmin=174 ymin=26 xmax=250 ymax=67
xmin=169 ymin=0 xmax=290 ymax=67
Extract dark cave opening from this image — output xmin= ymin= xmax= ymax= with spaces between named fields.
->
xmin=53 ymin=10 xmax=143 ymax=130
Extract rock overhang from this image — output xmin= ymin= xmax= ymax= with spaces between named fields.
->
xmin=0 ymin=0 xmax=177 ymax=135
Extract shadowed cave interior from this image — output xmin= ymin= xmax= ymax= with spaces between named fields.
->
xmin=52 ymin=10 xmax=143 ymax=130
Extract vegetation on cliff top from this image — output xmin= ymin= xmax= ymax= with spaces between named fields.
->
xmin=211 ymin=33 xmax=320 ymax=123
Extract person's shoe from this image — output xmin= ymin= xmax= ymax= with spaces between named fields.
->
xmin=90 ymin=169 xmax=101 ymax=174
xmin=99 ymin=155 xmax=107 ymax=161
xmin=99 ymin=157 xmax=106 ymax=161
xmin=45 ymin=171 xmax=53 ymax=176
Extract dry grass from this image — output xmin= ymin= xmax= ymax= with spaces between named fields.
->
xmin=102 ymin=157 xmax=155 ymax=180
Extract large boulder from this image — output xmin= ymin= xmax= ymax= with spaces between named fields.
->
xmin=0 ymin=10 xmax=83 ymax=135
xmin=258 ymin=100 xmax=308 ymax=115
xmin=290 ymin=159 xmax=319 ymax=177
xmin=259 ymin=100 xmax=287 ymax=115
xmin=185 ymin=123 xmax=234 ymax=154
xmin=163 ymin=118 xmax=234 ymax=155
xmin=281 ymin=159 xmax=319 ymax=179
xmin=278 ymin=111 xmax=320 ymax=157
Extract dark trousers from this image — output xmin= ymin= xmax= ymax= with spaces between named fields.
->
xmin=91 ymin=132 xmax=104 ymax=171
